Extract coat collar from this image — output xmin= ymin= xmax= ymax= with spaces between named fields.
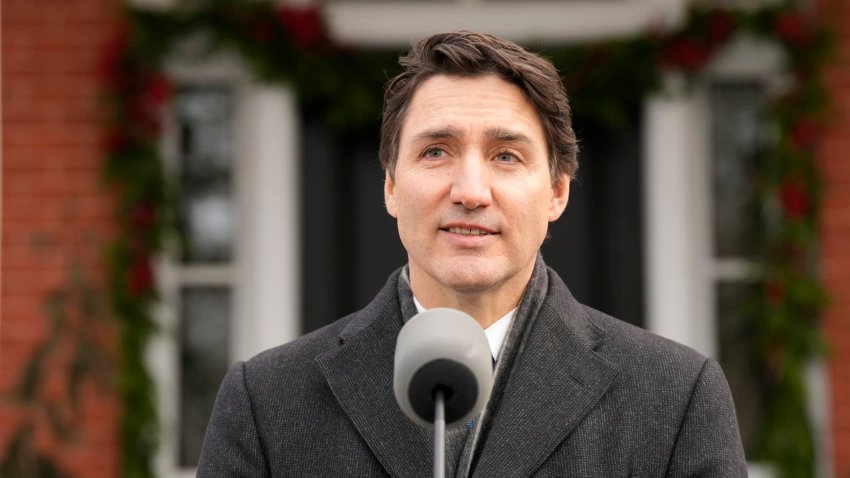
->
xmin=470 ymin=269 xmax=619 ymax=477
xmin=316 ymin=266 xmax=619 ymax=478
xmin=315 ymin=269 xmax=432 ymax=478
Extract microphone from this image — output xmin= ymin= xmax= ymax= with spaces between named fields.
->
xmin=393 ymin=308 xmax=494 ymax=429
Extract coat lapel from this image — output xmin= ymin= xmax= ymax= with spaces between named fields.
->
xmin=471 ymin=276 xmax=619 ymax=477
xmin=316 ymin=273 xmax=433 ymax=478
xmin=316 ymin=267 xmax=619 ymax=478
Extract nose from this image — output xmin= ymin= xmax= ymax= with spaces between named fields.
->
xmin=449 ymin=155 xmax=492 ymax=210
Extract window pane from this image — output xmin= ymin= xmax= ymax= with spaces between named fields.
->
xmin=717 ymin=281 xmax=764 ymax=455
xmin=179 ymin=286 xmax=231 ymax=467
xmin=175 ymin=86 xmax=236 ymax=263
xmin=710 ymin=82 xmax=765 ymax=259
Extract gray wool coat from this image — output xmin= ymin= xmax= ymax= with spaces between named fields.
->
xmin=197 ymin=266 xmax=747 ymax=477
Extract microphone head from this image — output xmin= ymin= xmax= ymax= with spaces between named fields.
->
xmin=393 ymin=308 xmax=494 ymax=429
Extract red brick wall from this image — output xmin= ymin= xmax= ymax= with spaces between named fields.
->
xmin=819 ymin=1 xmax=850 ymax=476
xmin=2 ymin=1 xmax=123 ymax=477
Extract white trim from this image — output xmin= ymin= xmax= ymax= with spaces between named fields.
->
xmin=150 ymin=257 xmax=181 ymax=478
xmin=643 ymin=76 xmax=715 ymax=358
xmin=128 ymin=0 xmax=688 ymax=47
xmin=748 ymin=463 xmax=779 ymax=478
xmin=233 ymin=85 xmax=301 ymax=362
xmin=709 ymin=34 xmax=787 ymax=86
xmin=712 ymin=258 xmax=761 ymax=282
xmin=151 ymin=81 xmax=184 ymax=478
xmin=324 ymin=0 xmax=686 ymax=47
xmin=807 ymin=359 xmax=833 ymax=478
xmin=174 ymin=265 xmax=234 ymax=284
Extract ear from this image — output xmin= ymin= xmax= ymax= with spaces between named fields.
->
xmin=384 ymin=170 xmax=398 ymax=218
xmin=548 ymin=174 xmax=570 ymax=222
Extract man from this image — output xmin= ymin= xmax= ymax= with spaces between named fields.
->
xmin=198 ymin=31 xmax=747 ymax=477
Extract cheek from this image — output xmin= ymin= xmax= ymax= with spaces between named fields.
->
xmin=395 ymin=193 xmax=421 ymax=233
xmin=518 ymin=190 xmax=555 ymax=239
xmin=399 ymin=183 xmax=431 ymax=213
xmin=395 ymin=190 xmax=415 ymax=218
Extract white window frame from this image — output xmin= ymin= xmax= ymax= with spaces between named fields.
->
xmin=644 ymin=35 xmax=831 ymax=478
xmin=150 ymin=53 xmax=301 ymax=478
xmin=644 ymin=30 xmax=790 ymax=358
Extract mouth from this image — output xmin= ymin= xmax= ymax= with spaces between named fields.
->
xmin=445 ymin=227 xmax=490 ymax=236
xmin=441 ymin=225 xmax=497 ymax=236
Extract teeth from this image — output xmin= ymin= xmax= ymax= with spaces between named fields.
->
xmin=448 ymin=227 xmax=488 ymax=236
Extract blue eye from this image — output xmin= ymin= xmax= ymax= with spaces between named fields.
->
xmin=495 ymin=151 xmax=518 ymax=163
xmin=423 ymin=148 xmax=445 ymax=159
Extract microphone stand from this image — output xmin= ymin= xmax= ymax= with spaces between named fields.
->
xmin=433 ymin=389 xmax=445 ymax=478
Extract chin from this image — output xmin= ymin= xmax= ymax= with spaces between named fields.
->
xmin=438 ymin=266 xmax=502 ymax=293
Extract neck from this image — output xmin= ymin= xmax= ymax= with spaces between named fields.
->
xmin=408 ymin=266 xmax=533 ymax=329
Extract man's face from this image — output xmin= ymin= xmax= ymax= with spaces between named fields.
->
xmin=384 ymin=74 xmax=570 ymax=300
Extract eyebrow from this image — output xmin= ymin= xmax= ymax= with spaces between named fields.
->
xmin=485 ymin=127 xmax=533 ymax=144
xmin=411 ymin=126 xmax=533 ymax=144
xmin=411 ymin=126 xmax=465 ymax=142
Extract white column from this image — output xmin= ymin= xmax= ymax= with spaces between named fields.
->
xmin=643 ymin=80 xmax=715 ymax=358
xmin=235 ymin=85 xmax=301 ymax=361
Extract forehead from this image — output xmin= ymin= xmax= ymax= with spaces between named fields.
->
xmin=400 ymin=74 xmax=546 ymax=144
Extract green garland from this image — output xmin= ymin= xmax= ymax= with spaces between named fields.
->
xmin=96 ymin=1 xmax=830 ymax=477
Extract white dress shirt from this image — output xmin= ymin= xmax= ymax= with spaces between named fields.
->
xmin=412 ymin=297 xmax=516 ymax=361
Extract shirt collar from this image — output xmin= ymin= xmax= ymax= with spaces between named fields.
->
xmin=411 ymin=296 xmax=516 ymax=361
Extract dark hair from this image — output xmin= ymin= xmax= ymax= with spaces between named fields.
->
xmin=379 ymin=30 xmax=578 ymax=181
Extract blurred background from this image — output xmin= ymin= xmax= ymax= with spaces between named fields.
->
xmin=2 ymin=0 xmax=849 ymax=477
